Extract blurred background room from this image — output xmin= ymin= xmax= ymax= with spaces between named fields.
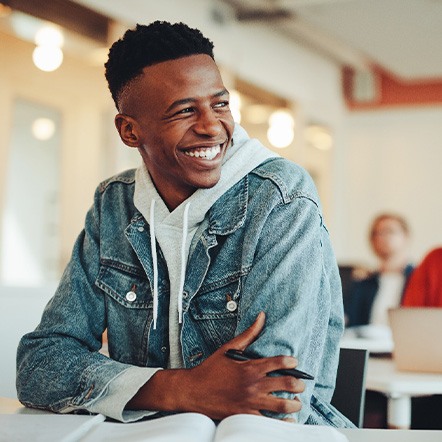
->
xmin=1 ymin=0 xmax=441 ymax=429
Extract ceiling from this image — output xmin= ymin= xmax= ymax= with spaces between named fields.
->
xmin=70 ymin=0 xmax=442 ymax=83
xmin=2 ymin=0 xmax=441 ymax=82
xmin=218 ymin=0 xmax=442 ymax=82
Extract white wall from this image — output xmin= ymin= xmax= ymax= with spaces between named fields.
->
xmin=333 ymin=106 xmax=442 ymax=267
xmin=0 ymin=32 xmax=119 ymax=269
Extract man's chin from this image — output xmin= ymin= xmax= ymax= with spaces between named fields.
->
xmin=191 ymin=171 xmax=222 ymax=190
xmin=197 ymin=180 xmax=219 ymax=190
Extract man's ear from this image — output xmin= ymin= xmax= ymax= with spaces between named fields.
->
xmin=115 ymin=114 xmax=140 ymax=148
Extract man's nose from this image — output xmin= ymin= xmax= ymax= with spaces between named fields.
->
xmin=193 ymin=110 xmax=223 ymax=136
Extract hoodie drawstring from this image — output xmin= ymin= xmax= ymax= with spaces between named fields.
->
xmin=178 ymin=202 xmax=191 ymax=324
xmin=150 ymin=200 xmax=158 ymax=329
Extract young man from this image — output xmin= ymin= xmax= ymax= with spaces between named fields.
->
xmin=17 ymin=21 xmax=351 ymax=427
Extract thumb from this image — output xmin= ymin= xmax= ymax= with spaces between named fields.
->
xmin=224 ymin=311 xmax=265 ymax=351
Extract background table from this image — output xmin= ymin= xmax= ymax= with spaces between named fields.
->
xmin=340 ymin=428 xmax=442 ymax=442
xmin=366 ymin=356 xmax=442 ymax=428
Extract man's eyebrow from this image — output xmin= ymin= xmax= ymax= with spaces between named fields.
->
xmin=165 ymin=89 xmax=229 ymax=114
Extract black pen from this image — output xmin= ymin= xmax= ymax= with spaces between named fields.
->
xmin=225 ymin=349 xmax=314 ymax=380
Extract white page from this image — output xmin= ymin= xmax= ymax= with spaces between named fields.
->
xmin=82 ymin=412 xmax=216 ymax=442
xmin=0 ymin=412 xmax=216 ymax=442
xmin=214 ymin=414 xmax=349 ymax=442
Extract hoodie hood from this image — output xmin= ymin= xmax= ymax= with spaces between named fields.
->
xmin=135 ymin=123 xmax=279 ymax=231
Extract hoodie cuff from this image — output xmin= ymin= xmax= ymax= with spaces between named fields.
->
xmin=87 ymin=366 xmax=162 ymax=422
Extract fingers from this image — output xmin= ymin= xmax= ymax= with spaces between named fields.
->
xmin=259 ymin=375 xmax=306 ymax=395
xmin=224 ymin=311 xmax=265 ymax=351
xmin=252 ymin=355 xmax=299 ymax=375
xmin=259 ymin=395 xmax=302 ymax=416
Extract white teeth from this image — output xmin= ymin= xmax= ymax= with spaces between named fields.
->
xmin=184 ymin=145 xmax=220 ymax=160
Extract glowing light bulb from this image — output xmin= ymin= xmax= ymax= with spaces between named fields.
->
xmin=267 ymin=125 xmax=294 ymax=148
xmin=32 ymin=46 xmax=63 ymax=72
xmin=35 ymin=26 xmax=64 ymax=47
xmin=267 ymin=109 xmax=295 ymax=148
xmin=32 ymin=118 xmax=56 ymax=140
xmin=268 ymin=109 xmax=295 ymax=128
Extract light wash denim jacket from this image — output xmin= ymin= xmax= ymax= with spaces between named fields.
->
xmin=17 ymin=158 xmax=353 ymax=427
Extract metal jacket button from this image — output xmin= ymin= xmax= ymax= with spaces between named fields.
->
xmin=126 ymin=291 xmax=137 ymax=302
xmin=226 ymin=300 xmax=237 ymax=312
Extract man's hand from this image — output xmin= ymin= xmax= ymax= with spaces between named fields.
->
xmin=127 ymin=312 xmax=305 ymax=420
xmin=181 ymin=311 xmax=305 ymax=419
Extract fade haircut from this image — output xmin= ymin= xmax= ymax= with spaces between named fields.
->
xmin=104 ymin=21 xmax=215 ymax=109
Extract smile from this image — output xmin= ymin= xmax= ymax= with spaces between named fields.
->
xmin=183 ymin=145 xmax=221 ymax=161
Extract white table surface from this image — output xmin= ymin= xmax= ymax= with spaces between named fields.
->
xmin=365 ymin=356 xmax=442 ymax=428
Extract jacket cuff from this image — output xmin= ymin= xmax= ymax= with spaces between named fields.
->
xmin=86 ymin=366 xmax=162 ymax=422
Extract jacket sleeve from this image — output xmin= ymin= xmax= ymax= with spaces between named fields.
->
xmin=16 ymin=187 xmax=159 ymax=422
xmin=236 ymin=188 xmax=347 ymax=425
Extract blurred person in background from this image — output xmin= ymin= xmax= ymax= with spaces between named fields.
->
xmin=345 ymin=213 xmax=414 ymax=329
xmin=344 ymin=213 xmax=414 ymax=429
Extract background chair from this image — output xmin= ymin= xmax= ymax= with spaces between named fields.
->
xmin=331 ymin=347 xmax=369 ymax=427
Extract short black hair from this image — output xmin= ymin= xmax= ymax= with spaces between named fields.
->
xmin=105 ymin=21 xmax=215 ymax=109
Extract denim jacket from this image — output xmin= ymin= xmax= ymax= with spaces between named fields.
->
xmin=17 ymin=158 xmax=353 ymax=427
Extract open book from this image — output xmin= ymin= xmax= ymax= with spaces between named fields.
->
xmin=0 ymin=412 xmax=348 ymax=442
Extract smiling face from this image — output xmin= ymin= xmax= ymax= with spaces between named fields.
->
xmin=115 ymin=54 xmax=235 ymax=210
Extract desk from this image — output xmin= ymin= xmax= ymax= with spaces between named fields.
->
xmin=2 ymin=398 xmax=442 ymax=442
xmin=366 ymin=357 xmax=442 ymax=429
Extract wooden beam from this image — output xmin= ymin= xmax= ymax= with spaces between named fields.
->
xmin=235 ymin=77 xmax=289 ymax=108
xmin=2 ymin=0 xmax=109 ymax=44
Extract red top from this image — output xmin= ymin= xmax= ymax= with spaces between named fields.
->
xmin=403 ymin=247 xmax=442 ymax=307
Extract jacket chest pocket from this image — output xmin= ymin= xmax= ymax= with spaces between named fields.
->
xmin=189 ymin=277 xmax=241 ymax=349
xmin=96 ymin=262 xmax=153 ymax=309
xmin=95 ymin=261 xmax=152 ymax=364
